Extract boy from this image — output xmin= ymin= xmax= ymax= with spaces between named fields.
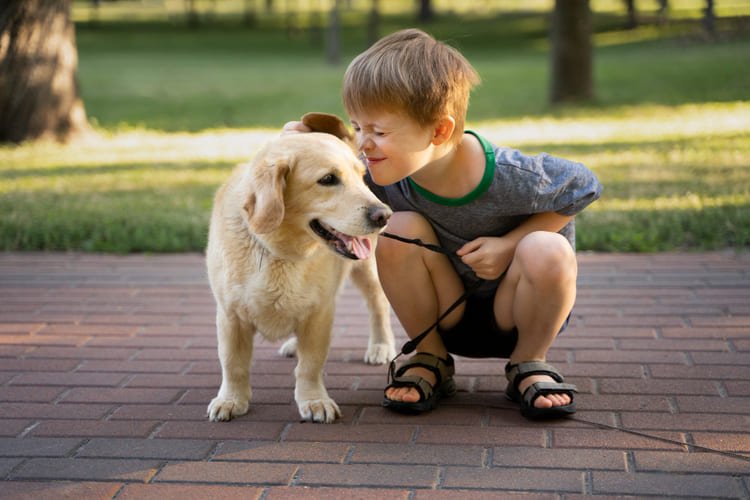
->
xmin=286 ymin=28 xmax=601 ymax=419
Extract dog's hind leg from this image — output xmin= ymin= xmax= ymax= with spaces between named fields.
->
xmin=278 ymin=336 xmax=297 ymax=358
xmin=208 ymin=310 xmax=254 ymax=421
xmin=351 ymin=258 xmax=396 ymax=365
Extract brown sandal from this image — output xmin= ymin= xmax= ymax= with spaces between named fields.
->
xmin=505 ymin=361 xmax=577 ymax=419
xmin=383 ymin=352 xmax=456 ymax=414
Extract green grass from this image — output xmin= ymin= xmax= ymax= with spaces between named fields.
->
xmin=1 ymin=4 xmax=749 ymax=252
xmin=476 ymin=103 xmax=750 ymax=251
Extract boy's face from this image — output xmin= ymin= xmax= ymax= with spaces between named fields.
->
xmin=349 ymin=109 xmax=437 ymax=186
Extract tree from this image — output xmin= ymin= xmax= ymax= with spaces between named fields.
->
xmin=702 ymin=0 xmax=716 ymax=38
xmin=185 ymin=0 xmax=200 ymax=27
xmin=367 ymin=0 xmax=381 ymax=47
xmin=657 ymin=0 xmax=669 ymax=25
xmin=326 ymin=0 xmax=342 ymax=65
xmin=624 ymin=0 xmax=638 ymax=29
xmin=549 ymin=0 xmax=594 ymax=104
xmin=417 ymin=0 xmax=433 ymax=23
xmin=0 ymin=0 xmax=88 ymax=143
xmin=243 ymin=0 xmax=258 ymax=27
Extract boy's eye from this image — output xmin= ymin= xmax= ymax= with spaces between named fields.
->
xmin=317 ymin=173 xmax=340 ymax=186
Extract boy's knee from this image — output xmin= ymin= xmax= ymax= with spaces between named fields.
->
xmin=376 ymin=211 xmax=433 ymax=261
xmin=386 ymin=211 xmax=432 ymax=236
xmin=516 ymin=231 xmax=577 ymax=284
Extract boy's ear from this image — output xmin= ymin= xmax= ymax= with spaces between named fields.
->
xmin=431 ymin=115 xmax=456 ymax=146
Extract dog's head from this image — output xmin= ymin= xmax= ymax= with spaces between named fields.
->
xmin=241 ymin=126 xmax=390 ymax=260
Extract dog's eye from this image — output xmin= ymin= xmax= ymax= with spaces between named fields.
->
xmin=317 ymin=173 xmax=340 ymax=186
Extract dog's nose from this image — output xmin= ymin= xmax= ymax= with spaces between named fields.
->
xmin=367 ymin=205 xmax=392 ymax=228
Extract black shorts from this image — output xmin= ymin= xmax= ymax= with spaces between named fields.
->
xmin=437 ymin=292 xmax=570 ymax=359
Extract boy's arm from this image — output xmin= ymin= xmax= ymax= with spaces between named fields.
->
xmin=457 ymin=212 xmax=572 ymax=280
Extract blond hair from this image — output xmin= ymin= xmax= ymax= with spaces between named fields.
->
xmin=343 ymin=29 xmax=480 ymax=143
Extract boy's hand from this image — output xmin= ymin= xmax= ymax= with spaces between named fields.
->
xmin=282 ymin=121 xmax=312 ymax=134
xmin=457 ymin=236 xmax=514 ymax=280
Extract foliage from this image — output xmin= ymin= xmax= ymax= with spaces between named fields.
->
xmin=1 ymin=4 xmax=749 ymax=252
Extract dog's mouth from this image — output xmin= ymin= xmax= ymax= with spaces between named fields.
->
xmin=309 ymin=220 xmax=372 ymax=260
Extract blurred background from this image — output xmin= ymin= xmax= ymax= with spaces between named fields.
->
xmin=0 ymin=0 xmax=748 ymax=252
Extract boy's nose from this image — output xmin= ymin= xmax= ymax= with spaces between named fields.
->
xmin=357 ymin=134 xmax=373 ymax=151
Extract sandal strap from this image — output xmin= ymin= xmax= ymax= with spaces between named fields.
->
xmin=385 ymin=375 xmax=434 ymax=401
xmin=394 ymin=352 xmax=455 ymax=385
xmin=521 ymin=381 xmax=578 ymax=407
xmin=505 ymin=361 xmax=564 ymax=388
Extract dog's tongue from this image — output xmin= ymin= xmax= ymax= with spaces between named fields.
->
xmin=349 ymin=236 xmax=372 ymax=260
xmin=329 ymin=225 xmax=373 ymax=259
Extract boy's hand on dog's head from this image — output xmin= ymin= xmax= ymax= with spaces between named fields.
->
xmin=282 ymin=121 xmax=312 ymax=134
xmin=284 ymin=113 xmax=357 ymax=152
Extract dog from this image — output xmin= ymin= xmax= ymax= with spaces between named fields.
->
xmin=206 ymin=113 xmax=395 ymax=423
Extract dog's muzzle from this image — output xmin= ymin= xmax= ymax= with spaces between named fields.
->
xmin=368 ymin=205 xmax=392 ymax=229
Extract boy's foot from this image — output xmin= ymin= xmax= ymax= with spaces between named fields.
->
xmin=384 ymin=365 xmax=436 ymax=403
xmin=505 ymin=361 xmax=577 ymax=419
xmin=516 ymin=374 xmax=573 ymax=408
xmin=383 ymin=352 xmax=456 ymax=413
xmin=386 ymin=371 xmax=572 ymax=407
xmin=385 ymin=360 xmax=575 ymax=411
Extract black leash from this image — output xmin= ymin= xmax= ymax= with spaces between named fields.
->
xmin=475 ymin=401 xmax=750 ymax=464
xmin=570 ymin=414 xmax=750 ymax=463
xmin=379 ymin=231 xmax=482 ymax=381
xmin=380 ymin=231 xmax=455 ymax=257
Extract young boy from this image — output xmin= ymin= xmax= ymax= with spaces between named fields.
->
xmin=286 ymin=28 xmax=601 ymax=419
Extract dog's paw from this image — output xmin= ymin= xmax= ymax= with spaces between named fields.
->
xmin=207 ymin=396 xmax=249 ymax=422
xmin=278 ymin=337 xmax=298 ymax=358
xmin=364 ymin=342 xmax=396 ymax=365
xmin=297 ymin=398 xmax=341 ymax=423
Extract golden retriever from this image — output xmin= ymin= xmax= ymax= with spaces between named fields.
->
xmin=206 ymin=114 xmax=395 ymax=423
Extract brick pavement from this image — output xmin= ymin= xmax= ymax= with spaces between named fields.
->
xmin=0 ymin=251 xmax=748 ymax=499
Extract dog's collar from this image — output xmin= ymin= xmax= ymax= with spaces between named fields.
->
xmin=247 ymin=232 xmax=271 ymax=269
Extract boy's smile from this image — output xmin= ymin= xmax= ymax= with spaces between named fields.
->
xmin=351 ymin=109 xmax=488 ymax=201
xmin=349 ymin=109 xmax=437 ymax=186
xmin=363 ymin=156 xmax=385 ymax=166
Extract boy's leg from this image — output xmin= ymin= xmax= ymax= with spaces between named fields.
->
xmin=494 ymin=231 xmax=578 ymax=409
xmin=377 ymin=211 xmax=464 ymax=403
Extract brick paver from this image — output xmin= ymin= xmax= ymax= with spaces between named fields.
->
xmin=1 ymin=251 xmax=749 ymax=498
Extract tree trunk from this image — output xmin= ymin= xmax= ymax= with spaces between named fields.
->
xmin=0 ymin=0 xmax=88 ymax=143
xmin=417 ymin=0 xmax=433 ymax=23
xmin=702 ymin=0 xmax=716 ymax=38
xmin=185 ymin=0 xmax=200 ymax=27
xmin=549 ymin=0 xmax=594 ymax=104
xmin=326 ymin=0 xmax=341 ymax=65
xmin=243 ymin=0 xmax=257 ymax=27
xmin=657 ymin=0 xmax=669 ymax=25
xmin=624 ymin=0 xmax=638 ymax=29
xmin=367 ymin=0 xmax=380 ymax=47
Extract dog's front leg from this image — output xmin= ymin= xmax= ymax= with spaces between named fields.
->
xmin=351 ymin=259 xmax=396 ymax=365
xmin=294 ymin=307 xmax=341 ymax=423
xmin=208 ymin=310 xmax=254 ymax=421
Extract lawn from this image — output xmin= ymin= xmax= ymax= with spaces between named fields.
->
xmin=0 ymin=2 xmax=748 ymax=252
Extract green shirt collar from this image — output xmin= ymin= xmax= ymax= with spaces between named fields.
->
xmin=407 ymin=130 xmax=495 ymax=206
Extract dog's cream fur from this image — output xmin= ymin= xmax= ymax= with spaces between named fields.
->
xmin=206 ymin=120 xmax=395 ymax=423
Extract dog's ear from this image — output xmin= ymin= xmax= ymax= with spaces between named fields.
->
xmin=243 ymin=156 xmax=290 ymax=234
xmin=301 ymin=112 xmax=356 ymax=149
